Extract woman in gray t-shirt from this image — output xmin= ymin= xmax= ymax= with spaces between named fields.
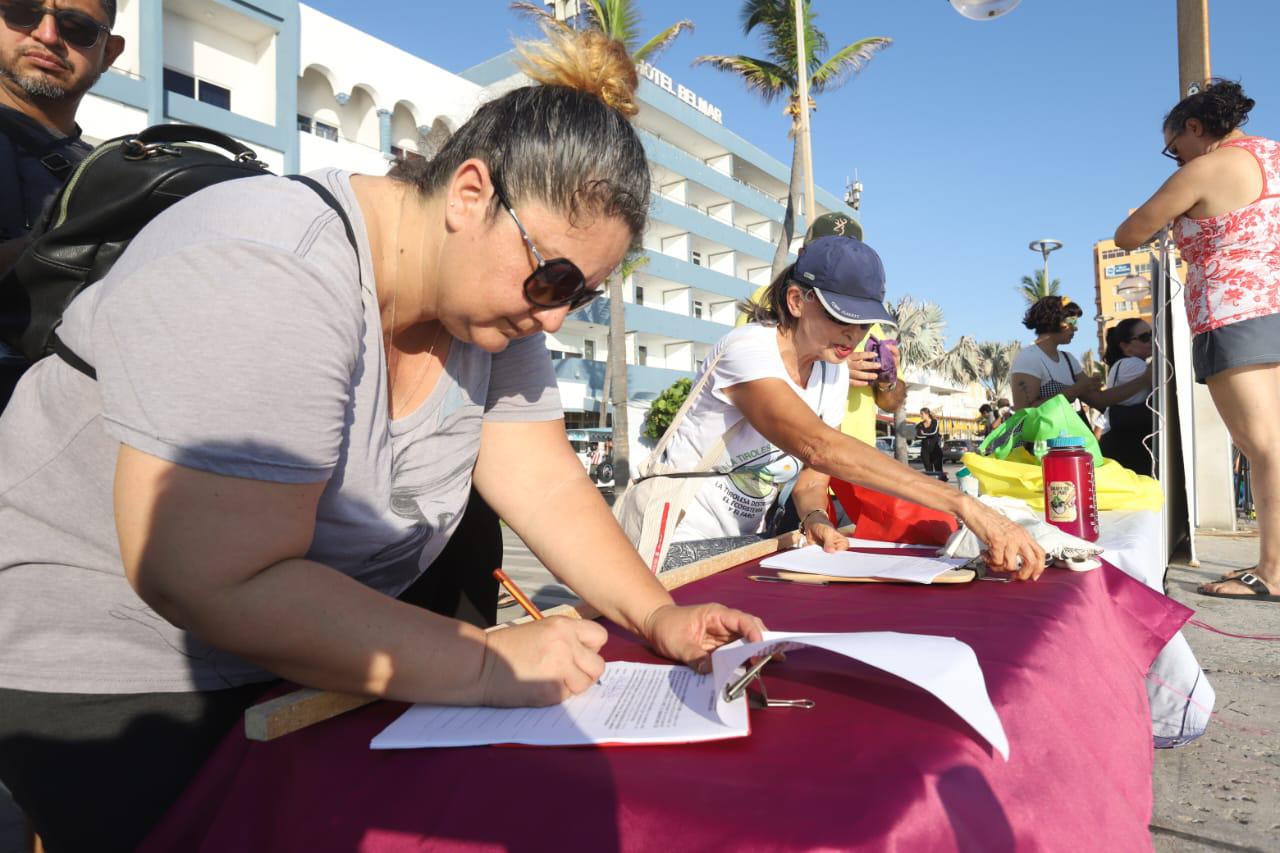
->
xmin=0 ymin=30 xmax=764 ymax=848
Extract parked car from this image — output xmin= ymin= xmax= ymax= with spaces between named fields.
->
xmin=874 ymin=436 xmax=920 ymax=462
xmin=943 ymin=438 xmax=977 ymax=463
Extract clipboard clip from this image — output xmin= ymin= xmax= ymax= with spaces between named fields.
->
xmin=722 ymin=653 xmax=815 ymax=709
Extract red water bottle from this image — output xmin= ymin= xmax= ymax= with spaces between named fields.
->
xmin=1042 ymin=434 xmax=1099 ymax=542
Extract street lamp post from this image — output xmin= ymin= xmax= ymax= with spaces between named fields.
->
xmin=1176 ymin=0 xmax=1211 ymax=97
xmin=1028 ymin=238 xmax=1063 ymax=297
xmin=1116 ymin=275 xmax=1152 ymax=298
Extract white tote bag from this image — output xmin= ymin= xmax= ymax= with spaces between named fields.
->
xmin=612 ymin=350 xmax=745 ymax=572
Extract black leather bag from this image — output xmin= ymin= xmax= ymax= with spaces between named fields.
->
xmin=0 ymin=124 xmax=271 ymax=373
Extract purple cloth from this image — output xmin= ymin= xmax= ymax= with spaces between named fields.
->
xmin=867 ymin=335 xmax=898 ymax=382
xmin=142 ymin=561 xmax=1187 ymax=852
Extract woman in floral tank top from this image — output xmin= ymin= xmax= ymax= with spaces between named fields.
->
xmin=1117 ymin=81 xmax=1280 ymax=603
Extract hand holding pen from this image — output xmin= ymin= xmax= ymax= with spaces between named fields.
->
xmin=479 ymin=569 xmax=607 ymax=707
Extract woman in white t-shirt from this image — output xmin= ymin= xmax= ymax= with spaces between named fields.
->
xmin=1010 ymin=297 xmax=1148 ymax=415
xmin=1010 ymin=297 xmax=1102 ymax=410
xmin=659 ymin=237 xmax=1045 ymax=577
xmin=1098 ymin=318 xmax=1155 ymax=475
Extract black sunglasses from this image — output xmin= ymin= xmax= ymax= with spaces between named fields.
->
xmin=1129 ymin=331 xmax=1153 ymax=343
xmin=490 ymin=177 xmax=599 ymax=311
xmin=1 ymin=1 xmax=110 ymax=49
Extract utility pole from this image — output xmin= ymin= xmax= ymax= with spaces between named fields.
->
xmin=1176 ymin=0 xmax=1211 ymax=97
xmin=793 ymin=0 xmax=817 ymax=230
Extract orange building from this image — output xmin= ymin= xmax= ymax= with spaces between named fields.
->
xmin=1091 ymin=233 xmax=1187 ymax=356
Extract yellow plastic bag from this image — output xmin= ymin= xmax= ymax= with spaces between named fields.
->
xmin=961 ymin=450 xmax=1163 ymax=512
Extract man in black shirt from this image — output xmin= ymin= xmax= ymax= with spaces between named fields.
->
xmin=0 ymin=0 xmax=124 ymax=271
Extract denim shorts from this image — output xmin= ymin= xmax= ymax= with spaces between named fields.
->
xmin=1192 ymin=312 xmax=1280 ymax=383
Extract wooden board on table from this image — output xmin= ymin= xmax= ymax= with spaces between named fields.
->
xmin=243 ymin=527 xmax=820 ymax=741
xmin=774 ymin=568 xmax=976 ymax=585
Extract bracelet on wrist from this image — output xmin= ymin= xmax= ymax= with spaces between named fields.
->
xmin=799 ymin=508 xmax=831 ymax=536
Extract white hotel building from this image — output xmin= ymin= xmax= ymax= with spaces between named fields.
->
xmin=76 ymin=1 xmax=861 ymax=429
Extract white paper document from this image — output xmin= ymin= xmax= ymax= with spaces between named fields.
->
xmin=713 ymin=632 xmax=1009 ymax=760
xmin=371 ymin=631 xmax=1007 ymax=760
xmin=760 ymin=545 xmax=970 ymax=583
xmin=370 ymin=662 xmax=749 ymax=749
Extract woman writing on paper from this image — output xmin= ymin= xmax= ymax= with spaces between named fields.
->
xmin=649 ymin=237 xmax=1045 ymax=576
xmin=0 ymin=29 xmax=764 ymax=849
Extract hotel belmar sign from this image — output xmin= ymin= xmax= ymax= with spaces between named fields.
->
xmin=636 ymin=61 xmax=724 ymax=124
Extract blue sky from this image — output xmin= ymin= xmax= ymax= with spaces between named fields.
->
xmin=305 ymin=1 xmax=1279 ymax=349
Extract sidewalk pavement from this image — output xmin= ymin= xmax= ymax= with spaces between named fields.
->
xmin=1152 ymin=528 xmax=1278 ymax=853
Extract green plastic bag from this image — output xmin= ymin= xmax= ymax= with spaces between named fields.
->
xmin=978 ymin=394 xmax=1102 ymax=466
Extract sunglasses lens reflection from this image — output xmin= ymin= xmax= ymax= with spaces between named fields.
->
xmin=524 ymin=259 xmax=587 ymax=308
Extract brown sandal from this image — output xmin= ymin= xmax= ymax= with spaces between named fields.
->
xmin=1197 ymin=572 xmax=1280 ymax=602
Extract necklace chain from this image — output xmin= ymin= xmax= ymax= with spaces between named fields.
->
xmin=390 ymin=324 xmax=445 ymax=419
xmin=385 ymin=186 xmax=447 ymax=420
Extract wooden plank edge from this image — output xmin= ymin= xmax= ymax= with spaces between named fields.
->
xmin=244 ymin=525 xmax=846 ymax=741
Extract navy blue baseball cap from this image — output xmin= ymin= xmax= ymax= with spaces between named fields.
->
xmin=792 ymin=236 xmax=896 ymax=328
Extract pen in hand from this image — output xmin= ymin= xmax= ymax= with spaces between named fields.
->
xmin=493 ymin=568 xmax=544 ymax=621
xmin=495 ymin=568 xmax=606 ymax=688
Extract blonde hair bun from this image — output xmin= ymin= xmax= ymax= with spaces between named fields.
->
xmin=516 ymin=25 xmax=640 ymax=118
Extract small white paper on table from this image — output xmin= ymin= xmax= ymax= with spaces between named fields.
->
xmin=760 ymin=545 xmax=970 ymax=583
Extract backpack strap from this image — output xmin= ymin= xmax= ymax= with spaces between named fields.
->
xmin=0 ymin=109 xmax=80 ymax=179
xmin=50 ymin=174 xmax=361 ymax=380
xmin=286 ymin=174 xmax=359 ymax=271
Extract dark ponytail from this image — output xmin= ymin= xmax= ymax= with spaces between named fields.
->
xmin=1103 ymin=318 xmax=1145 ymax=367
xmin=1164 ymin=79 xmax=1256 ymax=138
xmin=739 ymin=265 xmax=802 ymax=331
xmin=1022 ymin=295 xmax=1081 ymax=335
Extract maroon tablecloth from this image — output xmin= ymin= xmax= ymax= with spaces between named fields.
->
xmin=142 ymin=560 xmax=1189 ymax=852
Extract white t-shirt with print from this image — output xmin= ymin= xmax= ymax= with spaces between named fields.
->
xmin=1011 ymin=345 xmax=1083 ymax=403
xmin=1100 ymin=356 xmax=1150 ymax=434
xmin=661 ymin=324 xmax=847 ymax=542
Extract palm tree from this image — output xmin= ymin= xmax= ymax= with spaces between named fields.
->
xmin=512 ymin=1 xmax=693 ymax=61
xmin=1019 ymin=269 xmax=1061 ymax=306
xmin=887 ymin=295 xmax=944 ymax=462
xmin=1078 ymin=348 xmax=1102 ymax=378
xmin=601 ymin=253 xmax=649 ymax=487
xmin=974 ymin=339 xmax=1021 ymax=401
xmin=513 ymin=1 xmax=692 ymax=491
xmin=935 ymin=335 xmax=982 ymax=389
xmin=695 ymin=2 xmax=890 ymax=279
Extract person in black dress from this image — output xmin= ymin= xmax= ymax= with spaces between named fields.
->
xmin=917 ymin=408 xmax=945 ymax=480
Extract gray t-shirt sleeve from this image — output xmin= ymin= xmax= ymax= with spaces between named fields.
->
xmin=92 ymin=240 xmax=361 ymax=482
xmin=483 ymin=332 xmax=563 ymax=422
